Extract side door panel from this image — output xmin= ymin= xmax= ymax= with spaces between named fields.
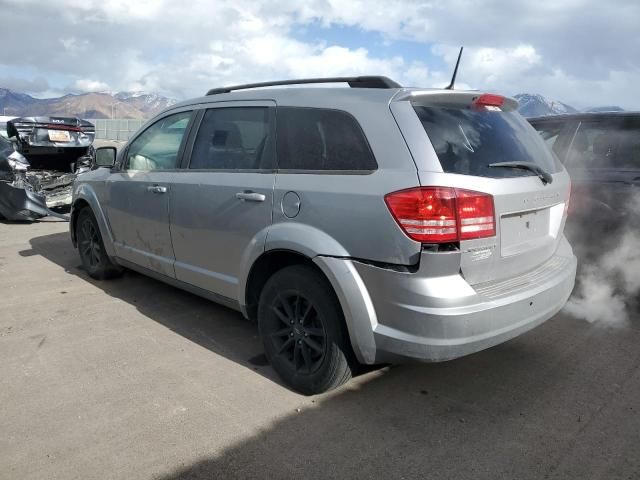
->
xmin=169 ymin=102 xmax=276 ymax=300
xmin=104 ymin=110 xmax=194 ymax=277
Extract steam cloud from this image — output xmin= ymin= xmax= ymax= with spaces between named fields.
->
xmin=563 ymin=189 xmax=640 ymax=326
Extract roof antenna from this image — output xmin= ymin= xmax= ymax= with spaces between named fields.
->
xmin=445 ymin=47 xmax=464 ymax=90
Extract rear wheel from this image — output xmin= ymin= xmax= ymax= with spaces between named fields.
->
xmin=76 ymin=207 xmax=122 ymax=280
xmin=258 ymin=265 xmax=354 ymax=395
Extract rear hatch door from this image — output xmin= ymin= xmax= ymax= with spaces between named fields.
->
xmin=398 ymin=92 xmax=571 ymax=285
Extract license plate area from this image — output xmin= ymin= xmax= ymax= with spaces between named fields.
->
xmin=500 ymin=207 xmax=550 ymax=257
xmin=48 ymin=130 xmax=71 ymax=142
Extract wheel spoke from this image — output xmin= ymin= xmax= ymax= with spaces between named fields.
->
xmin=90 ymin=225 xmax=99 ymax=242
xmin=80 ymin=241 xmax=91 ymax=256
xmin=294 ymin=296 xmax=301 ymax=321
xmin=299 ymin=302 xmax=313 ymax=324
xmin=277 ymin=337 xmax=294 ymax=355
xmin=305 ymin=327 xmax=324 ymax=337
xmin=293 ymin=341 xmax=301 ymax=370
xmin=300 ymin=342 xmax=312 ymax=372
xmin=272 ymin=305 xmax=291 ymax=326
xmin=81 ymin=221 xmax=91 ymax=239
xmin=304 ymin=337 xmax=323 ymax=353
xmin=270 ymin=327 xmax=291 ymax=339
xmin=278 ymin=295 xmax=295 ymax=320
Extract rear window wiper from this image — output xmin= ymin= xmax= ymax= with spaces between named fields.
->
xmin=488 ymin=161 xmax=553 ymax=185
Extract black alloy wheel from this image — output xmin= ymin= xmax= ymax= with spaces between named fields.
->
xmin=79 ymin=216 xmax=103 ymax=270
xmin=75 ymin=207 xmax=122 ymax=280
xmin=268 ymin=292 xmax=327 ymax=374
xmin=258 ymin=265 xmax=354 ymax=395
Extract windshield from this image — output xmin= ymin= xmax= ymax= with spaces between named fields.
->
xmin=414 ymin=105 xmax=562 ymax=178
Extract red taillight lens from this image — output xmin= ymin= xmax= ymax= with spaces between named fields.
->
xmin=456 ymin=189 xmax=496 ymax=240
xmin=473 ymin=93 xmax=504 ymax=108
xmin=384 ymin=187 xmax=495 ymax=243
xmin=384 ymin=187 xmax=458 ymax=243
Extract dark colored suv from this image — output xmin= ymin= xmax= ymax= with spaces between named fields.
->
xmin=529 ymin=112 xmax=640 ymax=259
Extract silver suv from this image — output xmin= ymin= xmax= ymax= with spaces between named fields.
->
xmin=70 ymin=77 xmax=576 ymax=394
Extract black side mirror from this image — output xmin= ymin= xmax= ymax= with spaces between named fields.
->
xmin=95 ymin=146 xmax=117 ymax=168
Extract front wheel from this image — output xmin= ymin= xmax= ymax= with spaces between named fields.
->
xmin=75 ymin=207 xmax=122 ymax=280
xmin=258 ymin=265 xmax=354 ymax=395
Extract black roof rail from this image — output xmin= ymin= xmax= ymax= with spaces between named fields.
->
xmin=205 ymin=76 xmax=401 ymax=96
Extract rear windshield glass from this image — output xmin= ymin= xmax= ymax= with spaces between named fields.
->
xmin=414 ymin=105 xmax=561 ymax=178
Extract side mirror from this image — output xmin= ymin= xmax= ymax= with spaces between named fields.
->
xmin=95 ymin=146 xmax=116 ymax=168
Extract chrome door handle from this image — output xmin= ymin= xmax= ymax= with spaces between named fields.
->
xmin=147 ymin=185 xmax=167 ymax=194
xmin=235 ymin=192 xmax=266 ymax=202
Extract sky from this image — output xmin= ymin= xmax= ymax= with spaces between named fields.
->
xmin=0 ymin=0 xmax=639 ymax=109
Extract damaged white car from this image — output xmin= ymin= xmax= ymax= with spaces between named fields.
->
xmin=0 ymin=117 xmax=95 ymax=221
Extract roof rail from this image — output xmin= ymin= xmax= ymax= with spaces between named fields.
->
xmin=205 ymin=76 xmax=401 ymax=96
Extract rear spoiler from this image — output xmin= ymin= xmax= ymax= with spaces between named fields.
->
xmin=392 ymin=89 xmax=519 ymax=112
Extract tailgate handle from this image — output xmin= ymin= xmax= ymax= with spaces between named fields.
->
xmin=236 ymin=191 xmax=266 ymax=202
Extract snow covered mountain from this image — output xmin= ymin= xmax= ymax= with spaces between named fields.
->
xmin=514 ymin=93 xmax=578 ymax=117
xmin=514 ymin=93 xmax=625 ymax=117
xmin=0 ymin=88 xmax=176 ymax=119
xmin=114 ymin=91 xmax=177 ymax=115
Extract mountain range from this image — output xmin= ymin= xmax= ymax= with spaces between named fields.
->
xmin=0 ymin=87 xmax=625 ymax=120
xmin=514 ymin=93 xmax=624 ymax=117
xmin=0 ymin=88 xmax=176 ymax=119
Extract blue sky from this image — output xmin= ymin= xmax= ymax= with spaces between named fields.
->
xmin=1 ymin=0 xmax=639 ymax=109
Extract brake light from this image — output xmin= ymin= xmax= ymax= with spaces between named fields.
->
xmin=384 ymin=187 xmax=496 ymax=243
xmin=473 ymin=93 xmax=504 ymax=108
xmin=45 ymin=124 xmax=81 ymax=132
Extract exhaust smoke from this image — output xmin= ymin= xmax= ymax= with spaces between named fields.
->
xmin=563 ymin=188 xmax=640 ymax=325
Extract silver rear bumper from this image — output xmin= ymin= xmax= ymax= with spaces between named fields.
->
xmin=315 ymin=236 xmax=576 ymax=364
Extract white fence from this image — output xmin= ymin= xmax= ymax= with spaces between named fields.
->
xmin=88 ymin=118 xmax=147 ymax=141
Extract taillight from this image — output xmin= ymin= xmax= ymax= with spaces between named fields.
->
xmin=384 ymin=187 xmax=496 ymax=244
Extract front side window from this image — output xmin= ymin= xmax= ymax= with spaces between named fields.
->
xmin=189 ymin=107 xmax=274 ymax=170
xmin=276 ymin=107 xmax=377 ymax=171
xmin=125 ymin=111 xmax=192 ymax=170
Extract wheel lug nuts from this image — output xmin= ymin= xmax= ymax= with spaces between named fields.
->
xmin=290 ymin=332 xmax=294 ymax=337
xmin=298 ymin=340 xmax=302 ymax=344
xmin=290 ymin=320 xmax=294 ymax=324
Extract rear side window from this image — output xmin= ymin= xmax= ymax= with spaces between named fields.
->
xmin=189 ymin=107 xmax=274 ymax=170
xmin=276 ymin=107 xmax=377 ymax=171
xmin=414 ymin=105 xmax=561 ymax=178
xmin=566 ymin=118 xmax=640 ymax=169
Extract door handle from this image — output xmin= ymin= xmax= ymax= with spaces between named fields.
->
xmin=235 ymin=191 xmax=266 ymax=202
xmin=147 ymin=185 xmax=168 ymax=194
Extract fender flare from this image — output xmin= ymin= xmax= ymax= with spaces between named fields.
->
xmin=237 ymin=222 xmax=350 ymax=306
xmin=238 ymin=222 xmax=378 ymax=364
xmin=70 ymin=184 xmax=117 ymax=259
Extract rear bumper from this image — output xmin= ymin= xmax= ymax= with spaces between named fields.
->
xmin=316 ymin=236 xmax=576 ymax=364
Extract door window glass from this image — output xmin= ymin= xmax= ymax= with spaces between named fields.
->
xmin=126 ymin=111 xmax=192 ymax=170
xmin=189 ymin=107 xmax=273 ymax=170
xmin=276 ymin=107 xmax=377 ymax=171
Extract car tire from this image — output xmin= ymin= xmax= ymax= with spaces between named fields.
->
xmin=76 ymin=207 xmax=122 ymax=280
xmin=258 ymin=264 xmax=354 ymax=395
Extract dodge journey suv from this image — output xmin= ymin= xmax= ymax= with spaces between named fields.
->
xmin=70 ymin=76 xmax=576 ymax=394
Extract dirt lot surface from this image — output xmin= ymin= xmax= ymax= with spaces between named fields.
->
xmin=1 ymin=219 xmax=639 ymax=479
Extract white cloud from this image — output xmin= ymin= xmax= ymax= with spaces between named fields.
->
xmin=0 ymin=0 xmax=639 ymax=108
xmin=72 ymin=79 xmax=109 ymax=92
